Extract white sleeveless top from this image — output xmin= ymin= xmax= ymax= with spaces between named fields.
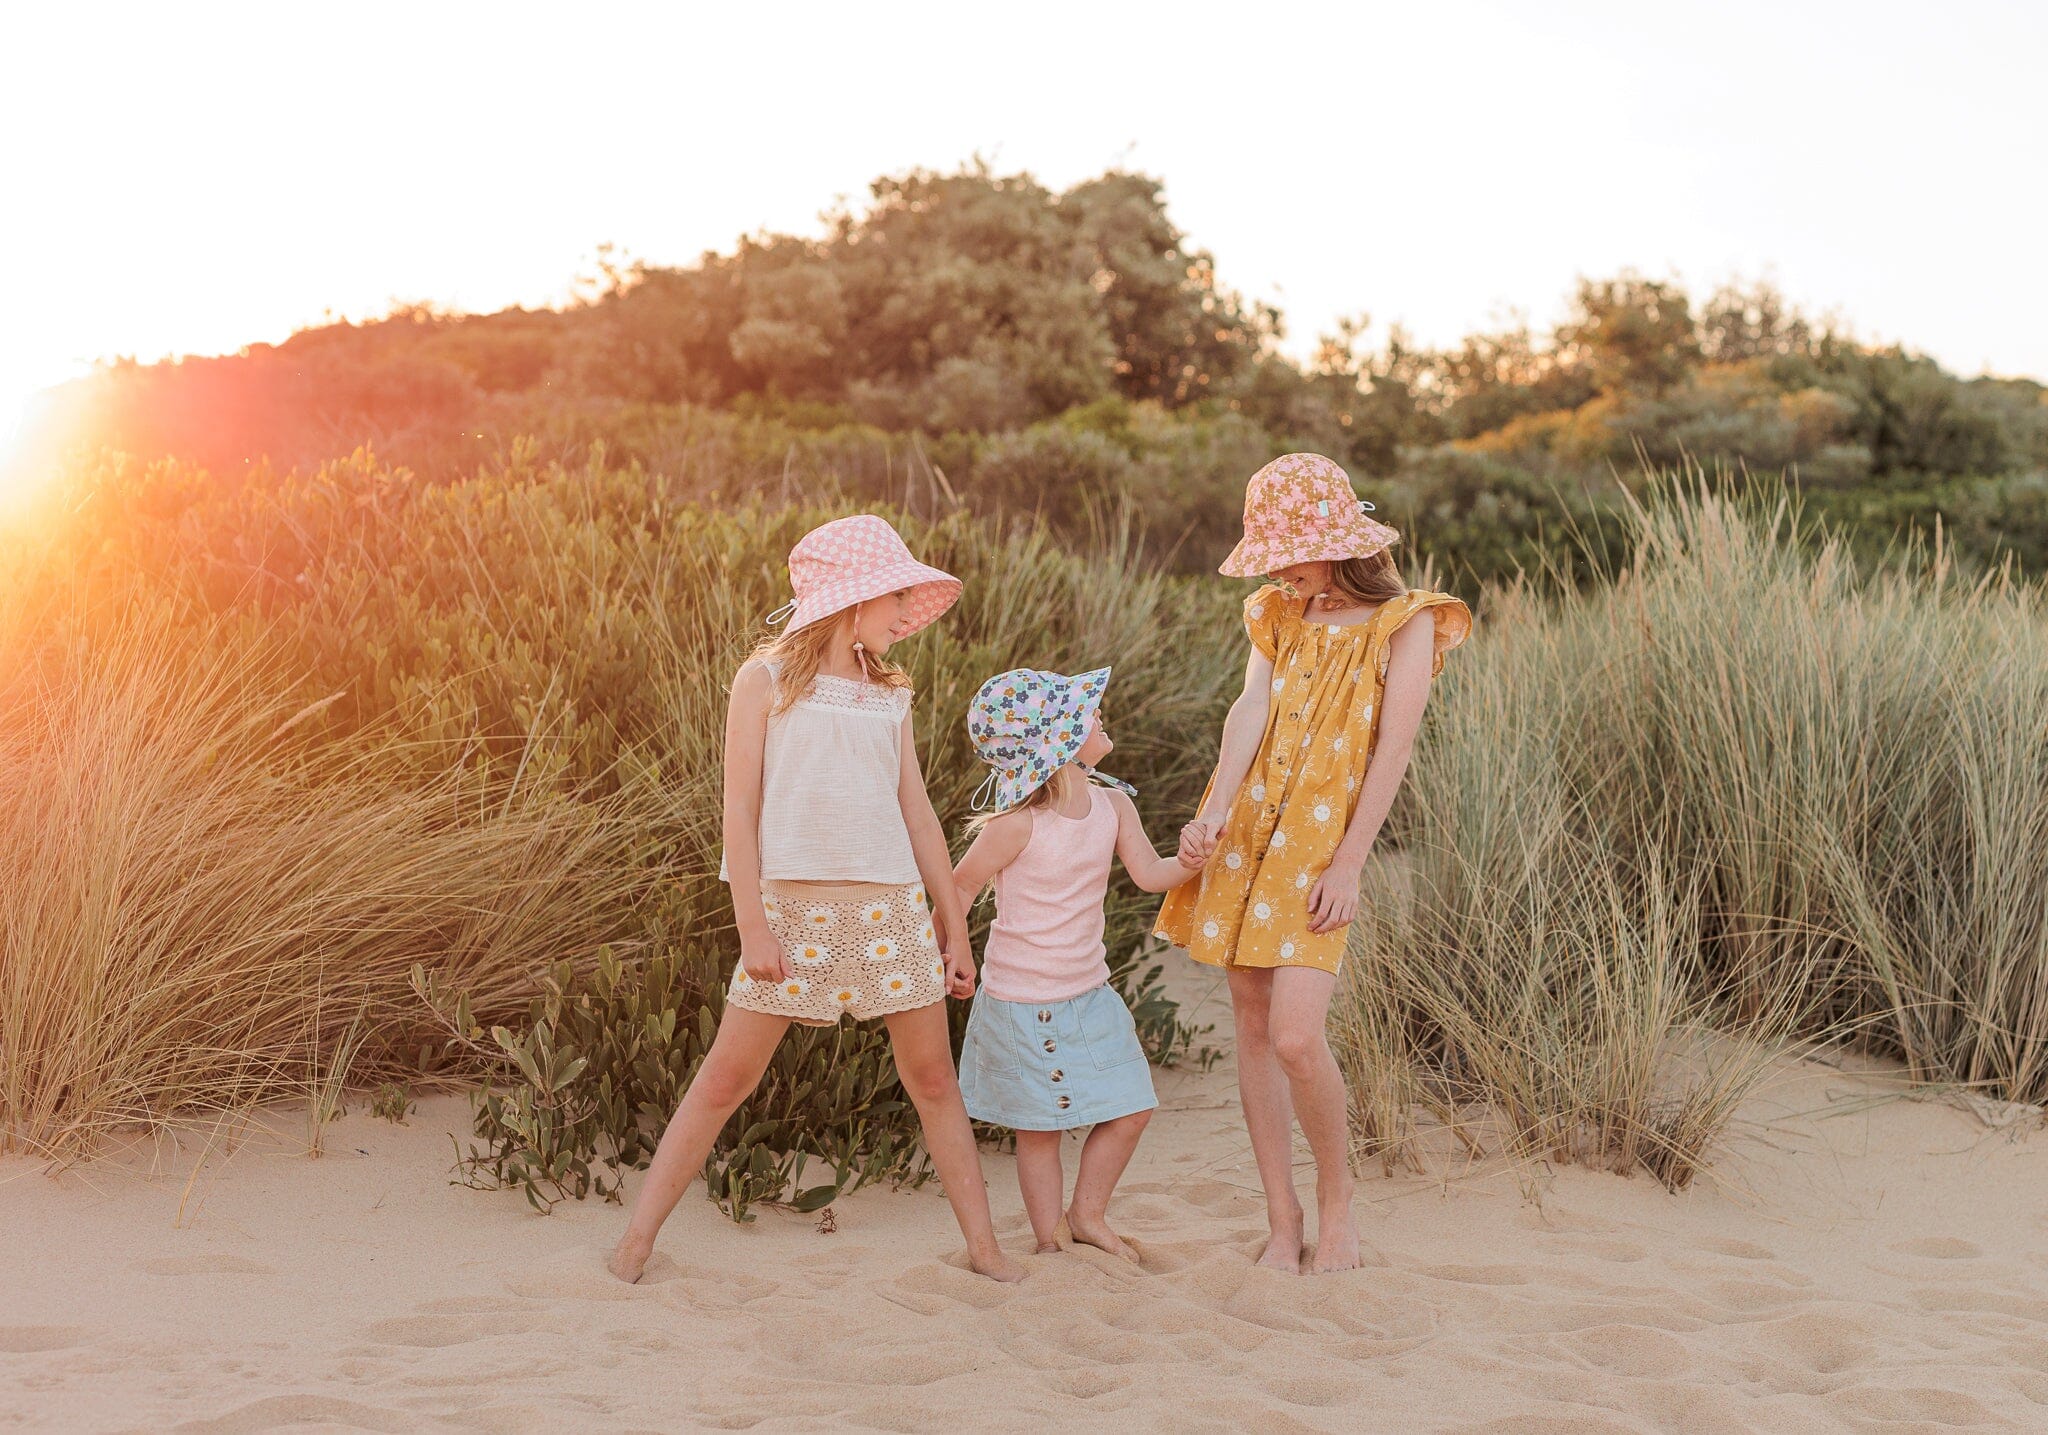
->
xmin=719 ymin=664 xmax=922 ymax=885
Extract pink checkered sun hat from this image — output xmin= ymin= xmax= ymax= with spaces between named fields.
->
xmin=765 ymin=515 xmax=963 ymax=638
xmin=1219 ymin=453 xmax=1401 ymax=578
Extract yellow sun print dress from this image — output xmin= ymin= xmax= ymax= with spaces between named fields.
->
xmin=1155 ymin=584 xmax=1471 ymax=976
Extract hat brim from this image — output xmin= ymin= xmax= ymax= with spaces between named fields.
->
xmin=990 ymin=666 xmax=1112 ymax=810
xmin=788 ymin=558 xmax=963 ymax=637
xmin=1219 ymin=519 xmax=1400 ymax=578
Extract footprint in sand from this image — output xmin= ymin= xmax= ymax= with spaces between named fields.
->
xmin=1745 ymin=1310 xmax=1877 ymax=1375
xmin=1690 ymin=1236 xmax=1777 ymax=1261
xmin=1419 ymin=1262 xmax=1531 ymax=1287
xmin=361 ymin=1310 xmax=546 ymax=1348
xmin=0 ymin=1325 xmax=89 ymax=1354
xmin=168 ymin=1393 xmax=419 ymax=1434
xmin=1824 ymin=1382 xmax=2002 ymax=1428
xmin=137 ymin=1254 xmax=274 ymax=1277
xmin=1552 ymin=1322 xmax=1696 ymax=1379
xmin=1890 ymin=1235 xmax=1984 ymax=1260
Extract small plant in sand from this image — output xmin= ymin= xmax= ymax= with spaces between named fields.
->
xmin=369 ymin=1084 xmax=415 ymax=1124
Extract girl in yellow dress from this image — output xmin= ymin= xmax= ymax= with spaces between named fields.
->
xmin=1156 ymin=453 xmax=1469 ymax=1275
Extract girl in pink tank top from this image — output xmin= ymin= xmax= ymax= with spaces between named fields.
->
xmin=952 ymin=667 xmax=1206 ymax=1261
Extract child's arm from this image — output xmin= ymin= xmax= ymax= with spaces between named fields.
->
xmin=897 ymin=706 xmax=978 ymax=998
xmin=723 ymin=661 xmax=786 ymax=982
xmin=1107 ymin=790 xmax=1205 ymax=893
xmin=950 ymin=811 xmax=1031 ymax=918
xmin=1181 ymin=645 xmax=1274 ymax=863
xmin=1307 ymin=613 xmax=1435 ymax=934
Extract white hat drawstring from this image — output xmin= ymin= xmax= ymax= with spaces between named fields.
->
xmin=850 ymin=601 xmax=870 ymax=680
xmin=968 ymin=769 xmax=1001 ymax=812
xmin=1359 ymin=498 xmax=1377 ymax=513
xmin=763 ymin=598 xmax=798 ymax=626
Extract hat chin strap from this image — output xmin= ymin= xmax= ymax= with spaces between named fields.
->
xmin=850 ymin=601 xmax=871 ymax=681
xmin=968 ymin=769 xmax=1001 ymax=812
xmin=1081 ymin=765 xmax=1138 ymax=798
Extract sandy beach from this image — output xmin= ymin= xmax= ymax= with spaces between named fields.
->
xmin=6 ymin=962 xmax=2048 ymax=1434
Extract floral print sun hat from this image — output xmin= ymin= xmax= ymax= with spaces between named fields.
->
xmin=1218 ymin=453 xmax=1401 ymax=578
xmin=764 ymin=514 xmax=963 ymax=636
xmin=966 ymin=667 xmax=1138 ymax=812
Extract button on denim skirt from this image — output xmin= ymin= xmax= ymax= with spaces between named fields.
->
xmin=958 ymin=983 xmax=1158 ymax=1132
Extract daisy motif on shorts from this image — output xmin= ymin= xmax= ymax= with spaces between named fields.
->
xmin=861 ymin=901 xmax=890 ymax=925
xmin=831 ymin=985 xmax=861 ymax=1011
xmin=732 ymin=966 xmax=753 ymax=986
xmin=779 ymin=977 xmax=810 ymax=1000
xmin=792 ymin=942 xmax=831 ymax=966
xmin=928 ymin=956 xmax=946 ymax=984
xmin=909 ymin=885 xmax=927 ymax=908
xmin=762 ymin=896 xmax=783 ymax=921
xmin=865 ymin=937 xmax=897 ymax=962
xmin=878 ymin=971 xmax=914 ymax=998
xmin=920 ymin=922 xmax=937 ymax=946
xmin=805 ymin=906 xmax=835 ymax=929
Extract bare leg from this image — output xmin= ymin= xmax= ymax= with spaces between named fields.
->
xmin=884 ymin=1002 xmax=1025 ymax=1283
xmin=1268 ymin=966 xmax=1358 ymax=1274
xmin=1065 ymin=1109 xmax=1151 ymax=1261
xmin=609 ymin=1005 xmax=791 ymax=1282
xmin=1013 ymin=1130 xmax=1065 ymax=1252
xmin=1227 ymin=966 xmax=1306 ymax=1272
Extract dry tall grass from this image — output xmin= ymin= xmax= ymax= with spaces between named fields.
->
xmin=1337 ymin=484 xmax=2048 ymax=1188
xmin=0 ymin=612 xmax=647 ymax=1159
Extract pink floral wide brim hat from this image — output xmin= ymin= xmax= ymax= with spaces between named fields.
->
xmin=1219 ymin=453 xmax=1401 ymax=578
xmin=766 ymin=514 xmax=963 ymax=637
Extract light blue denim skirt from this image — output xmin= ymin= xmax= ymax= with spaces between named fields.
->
xmin=958 ymin=983 xmax=1158 ymax=1132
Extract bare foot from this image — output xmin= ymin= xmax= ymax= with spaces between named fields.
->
xmin=1310 ymin=1181 xmax=1360 ymax=1274
xmin=1034 ymin=1240 xmax=1063 ymax=1255
xmin=970 ymin=1247 xmax=1027 ymax=1283
xmin=1256 ymin=1202 xmax=1306 ymax=1273
xmin=607 ymin=1234 xmax=652 ymax=1284
xmin=1066 ymin=1208 xmax=1140 ymax=1264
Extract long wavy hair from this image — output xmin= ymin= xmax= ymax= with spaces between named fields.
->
xmin=752 ymin=607 xmax=911 ymax=716
xmin=1325 ymin=549 xmax=1408 ymax=607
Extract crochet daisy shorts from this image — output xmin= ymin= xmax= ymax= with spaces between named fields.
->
xmin=726 ymin=880 xmax=947 ymax=1026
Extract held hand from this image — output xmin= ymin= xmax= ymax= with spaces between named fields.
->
xmin=739 ymin=924 xmax=790 ymax=983
xmin=942 ymin=941 xmax=977 ymax=1000
xmin=1306 ymin=854 xmax=1365 ymax=935
xmin=1179 ymin=817 xmax=1220 ymax=865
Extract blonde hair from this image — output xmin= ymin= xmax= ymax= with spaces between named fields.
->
xmin=752 ymin=608 xmax=911 ymax=715
xmin=1327 ymin=549 xmax=1408 ymax=607
xmin=963 ymin=763 xmax=1085 ymax=839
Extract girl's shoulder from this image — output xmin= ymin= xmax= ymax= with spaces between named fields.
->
xmin=1371 ymin=589 xmax=1474 ymax=676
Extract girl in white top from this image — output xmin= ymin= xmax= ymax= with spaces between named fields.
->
xmin=610 ymin=515 xmax=1022 ymax=1285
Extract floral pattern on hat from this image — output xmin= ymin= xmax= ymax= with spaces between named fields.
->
xmin=966 ymin=666 xmax=1137 ymax=812
xmin=1219 ymin=453 xmax=1401 ymax=578
xmin=770 ymin=514 xmax=963 ymax=638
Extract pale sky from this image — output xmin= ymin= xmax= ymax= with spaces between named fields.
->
xmin=3 ymin=0 xmax=2044 ymax=447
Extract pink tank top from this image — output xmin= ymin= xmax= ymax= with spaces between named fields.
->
xmin=981 ymin=785 xmax=1118 ymax=1003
